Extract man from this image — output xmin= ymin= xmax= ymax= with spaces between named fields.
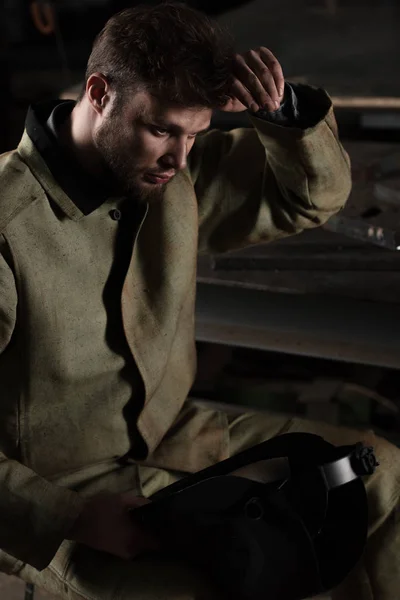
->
xmin=0 ymin=2 xmax=398 ymax=599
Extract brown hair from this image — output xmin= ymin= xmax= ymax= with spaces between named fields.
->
xmin=83 ymin=1 xmax=235 ymax=108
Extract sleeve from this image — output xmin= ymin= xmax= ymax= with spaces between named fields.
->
xmin=0 ymin=250 xmax=16 ymax=353
xmin=187 ymin=85 xmax=352 ymax=254
xmin=0 ymin=236 xmax=85 ymax=571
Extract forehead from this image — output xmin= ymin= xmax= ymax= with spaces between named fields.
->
xmin=123 ymin=90 xmax=212 ymax=132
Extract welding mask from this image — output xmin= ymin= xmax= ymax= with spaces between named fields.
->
xmin=134 ymin=432 xmax=378 ymax=600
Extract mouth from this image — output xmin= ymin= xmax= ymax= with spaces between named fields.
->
xmin=144 ymin=172 xmax=174 ymax=184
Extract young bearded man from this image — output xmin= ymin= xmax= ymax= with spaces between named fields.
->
xmin=0 ymin=2 xmax=398 ymax=599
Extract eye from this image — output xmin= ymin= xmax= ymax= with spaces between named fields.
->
xmin=151 ymin=126 xmax=169 ymax=137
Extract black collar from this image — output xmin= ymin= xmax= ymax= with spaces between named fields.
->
xmin=25 ymin=100 xmax=109 ymax=215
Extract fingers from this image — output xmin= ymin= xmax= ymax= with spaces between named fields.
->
xmin=231 ymin=77 xmax=260 ymax=113
xmin=130 ymin=496 xmax=150 ymax=508
xmin=244 ymin=50 xmax=280 ymax=110
xmin=123 ymin=494 xmax=160 ymax=557
xmin=233 ymin=47 xmax=285 ymax=112
xmin=120 ymin=491 xmax=150 ymax=508
xmin=234 ymin=55 xmax=271 ymax=111
xmin=259 ymin=47 xmax=285 ymax=99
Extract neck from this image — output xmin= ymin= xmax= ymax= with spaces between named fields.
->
xmin=58 ymin=98 xmax=104 ymax=181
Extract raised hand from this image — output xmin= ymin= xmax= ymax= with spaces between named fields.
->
xmin=221 ymin=47 xmax=285 ymax=113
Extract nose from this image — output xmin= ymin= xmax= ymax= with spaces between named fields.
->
xmin=163 ymin=138 xmax=188 ymax=172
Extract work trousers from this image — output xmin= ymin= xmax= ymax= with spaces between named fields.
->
xmin=15 ymin=404 xmax=400 ymax=600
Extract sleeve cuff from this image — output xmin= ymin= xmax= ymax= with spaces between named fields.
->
xmin=251 ymin=83 xmax=332 ymax=130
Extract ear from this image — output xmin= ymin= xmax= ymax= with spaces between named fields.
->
xmin=86 ymin=73 xmax=111 ymax=115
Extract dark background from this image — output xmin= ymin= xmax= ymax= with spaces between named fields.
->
xmin=2 ymin=0 xmax=400 ymax=151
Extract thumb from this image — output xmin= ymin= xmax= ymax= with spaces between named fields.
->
xmin=120 ymin=491 xmax=150 ymax=509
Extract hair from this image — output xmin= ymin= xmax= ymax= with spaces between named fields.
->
xmin=82 ymin=1 xmax=235 ymax=109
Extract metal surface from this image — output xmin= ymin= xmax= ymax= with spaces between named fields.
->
xmin=195 ymin=282 xmax=400 ymax=368
xmin=373 ymin=153 xmax=400 ymax=206
xmin=323 ymin=215 xmax=400 ymax=251
xmin=212 ymin=246 xmax=400 ymax=271
xmin=321 ymin=456 xmax=359 ymax=489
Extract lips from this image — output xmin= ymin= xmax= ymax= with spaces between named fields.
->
xmin=145 ymin=172 xmax=174 ymax=184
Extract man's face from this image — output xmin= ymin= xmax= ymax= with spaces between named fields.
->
xmin=94 ymin=90 xmax=212 ymax=203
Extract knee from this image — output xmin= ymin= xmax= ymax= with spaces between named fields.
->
xmin=362 ymin=432 xmax=400 ymax=535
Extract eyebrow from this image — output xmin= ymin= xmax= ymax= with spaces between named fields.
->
xmin=148 ymin=119 xmax=210 ymax=136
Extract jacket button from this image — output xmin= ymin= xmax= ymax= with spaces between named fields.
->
xmin=110 ymin=209 xmax=122 ymax=221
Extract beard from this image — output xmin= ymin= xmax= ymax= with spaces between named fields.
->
xmin=94 ymin=118 xmax=167 ymax=205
